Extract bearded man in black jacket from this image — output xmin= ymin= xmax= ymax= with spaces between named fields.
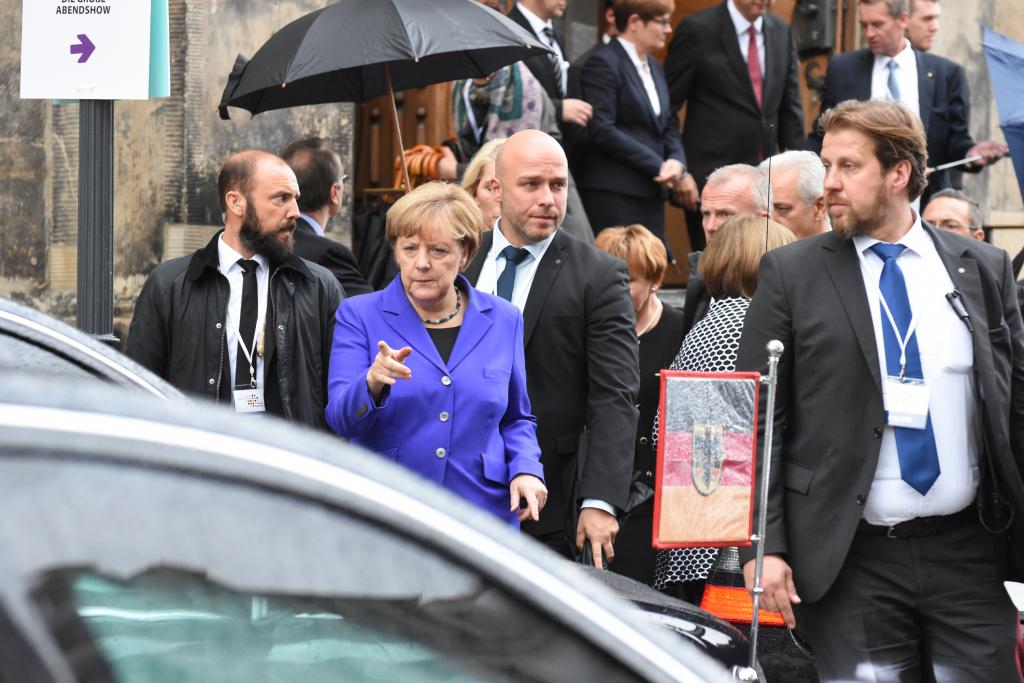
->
xmin=126 ymin=150 xmax=343 ymax=428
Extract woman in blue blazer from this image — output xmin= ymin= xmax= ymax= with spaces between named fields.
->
xmin=325 ymin=182 xmax=546 ymax=526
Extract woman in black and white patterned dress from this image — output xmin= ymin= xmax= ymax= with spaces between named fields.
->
xmin=652 ymin=216 xmax=795 ymax=605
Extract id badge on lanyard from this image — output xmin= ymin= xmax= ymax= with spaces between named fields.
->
xmin=879 ymin=294 xmax=929 ymax=430
xmin=231 ymin=310 xmax=266 ymax=415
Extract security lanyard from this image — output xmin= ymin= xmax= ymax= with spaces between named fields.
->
xmin=878 ymin=294 xmax=918 ymax=382
xmin=229 ymin=309 xmax=264 ymax=389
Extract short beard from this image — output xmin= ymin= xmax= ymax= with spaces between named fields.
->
xmin=830 ymin=184 xmax=889 ymax=239
xmin=239 ymin=201 xmax=295 ymax=262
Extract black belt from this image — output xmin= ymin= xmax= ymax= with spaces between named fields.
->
xmin=858 ymin=507 xmax=977 ymax=539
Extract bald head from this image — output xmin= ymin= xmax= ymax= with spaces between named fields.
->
xmin=494 ymin=130 xmax=569 ymax=247
xmin=218 ymin=150 xmax=292 ymax=213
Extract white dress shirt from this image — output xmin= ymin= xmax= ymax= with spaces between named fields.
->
xmin=853 ymin=216 xmax=978 ymax=525
xmin=871 ymin=38 xmax=920 ymax=118
xmin=727 ymin=0 xmax=765 ymax=78
xmin=217 ymin=236 xmax=269 ymax=393
xmin=475 ymin=222 xmax=615 ymax=516
xmin=616 ymin=37 xmax=661 ymax=117
xmin=474 ymin=219 xmax=556 ymax=312
xmin=516 ymin=2 xmax=568 ymax=95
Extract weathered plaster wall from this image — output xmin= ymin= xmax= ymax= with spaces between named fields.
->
xmin=0 ymin=0 xmax=355 ymax=321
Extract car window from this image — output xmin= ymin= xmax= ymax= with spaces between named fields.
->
xmin=34 ymin=569 xmax=486 ymax=683
xmin=0 ymin=331 xmax=96 ymax=379
xmin=6 ymin=456 xmax=649 ymax=683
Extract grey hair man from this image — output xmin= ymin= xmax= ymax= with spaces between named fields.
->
xmin=700 ymin=163 xmax=770 ymax=244
xmin=922 ymin=187 xmax=984 ymax=241
xmin=680 ymin=163 xmax=771 ymax=340
xmin=759 ymin=150 xmax=831 ymax=240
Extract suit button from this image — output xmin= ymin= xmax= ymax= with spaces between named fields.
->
xmin=856 ymin=494 xmax=865 ymax=506
xmin=873 ymin=428 xmax=882 ymax=439
xmin=831 ymin=517 xmax=839 ymax=527
xmin=208 ymin=378 xmax=215 ymax=385
xmin=435 ymin=448 xmax=446 ymax=458
xmin=439 ymin=411 xmax=450 ymax=422
xmin=441 ymin=376 xmax=452 ymax=386
xmin=645 ymin=470 xmax=654 ymax=479
xmin=640 ymin=436 xmax=648 ymax=445
xmin=215 ymin=322 xmax=222 ymax=330
xmin=356 ymin=404 xmax=368 ymax=417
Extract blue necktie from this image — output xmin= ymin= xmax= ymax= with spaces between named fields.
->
xmin=496 ymin=246 xmax=530 ymax=301
xmin=886 ymin=59 xmax=901 ymax=102
xmin=870 ymin=243 xmax=940 ymax=495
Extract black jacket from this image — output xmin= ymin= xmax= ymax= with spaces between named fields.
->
xmin=125 ymin=232 xmax=343 ymax=429
xmin=665 ymin=2 xmax=804 ymax=188
xmin=293 ymin=217 xmax=373 ymax=297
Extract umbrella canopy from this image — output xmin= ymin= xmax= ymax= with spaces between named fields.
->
xmin=982 ymin=27 xmax=1024 ymax=206
xmin=218 ymin=0 xmax=552 ymax=118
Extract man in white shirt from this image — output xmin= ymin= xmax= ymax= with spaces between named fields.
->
xmin=464 ymin=130 xmax=640 ymax=569
xmin=506 ymin=0 xmax=593 ymax=128
xmin=737 ymin=99 xmax=1024 ymax=681
xmin=126 ymin=151 xmax=343 ymax=428
xmin=814 ymin=0 xmax=1007 ymax=201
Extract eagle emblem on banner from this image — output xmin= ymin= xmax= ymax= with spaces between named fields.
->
xmin=691 ymin=423 xmax=724 ymax=496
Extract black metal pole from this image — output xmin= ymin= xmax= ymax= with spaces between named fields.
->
xmin=76 ymin=99 xmax=118 ymax=345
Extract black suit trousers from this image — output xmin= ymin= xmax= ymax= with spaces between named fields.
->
xmin=797 ymin=519 xmax=1020 ymax=682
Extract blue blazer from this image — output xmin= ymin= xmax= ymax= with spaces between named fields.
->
xmin=325 ymin=274 xmax=543 ymax=525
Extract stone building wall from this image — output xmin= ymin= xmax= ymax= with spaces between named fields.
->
xmin=0 ymin=0 xmax=355 ymax=327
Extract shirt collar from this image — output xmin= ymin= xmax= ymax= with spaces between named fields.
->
xmin=493 ymin=217 xmax=555 ymax=262
xmin=299 ymin=213 xmax=324 ymax=236
xmin=727 ymin=0 xmax=763 ymax=35
xmin=517 ymin=2 xmax=553 ymax=37
xmin=875 ymin=38 xmax=914 ymax=67
xmin=853 ymin=210 xmax=926 ymax=258
xmin=218 ymin=234 xmax=269 ymax=275
xmin=616 ymin=36 xmax=648 ymax=69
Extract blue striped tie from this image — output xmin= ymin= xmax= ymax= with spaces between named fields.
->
xmin=870 ymin=243 xmax=940 ymax=495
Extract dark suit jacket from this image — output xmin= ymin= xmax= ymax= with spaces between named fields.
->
xmin=465 ymin=229 xmax=640 ymax=535
xmin=507 ymin=5 xmax=566 ymax=121
xmin=665 ymin=2 xmax=804 ymax=188
xmin=577 ymin=39 xmax=686 ymax=200
xmin=292 ymin=217 xmax=373 ymax=297
xmin=735 ymin=225 xmax=1024 ymax=603
xmin=811 ymin=48 xmax=977 ymax=198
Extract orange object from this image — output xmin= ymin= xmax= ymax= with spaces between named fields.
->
xmin=699 ymin=584 xmax=785 ymax=626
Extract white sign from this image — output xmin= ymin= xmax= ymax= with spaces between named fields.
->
xmin=21 ymin=0 xmax=152 ymax=100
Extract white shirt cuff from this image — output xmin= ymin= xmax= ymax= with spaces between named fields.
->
xmin=580 ymin=498 xmax=616 ymax=516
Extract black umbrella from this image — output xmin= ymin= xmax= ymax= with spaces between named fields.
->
xmin=218 ymin=0 xmax=552 ymax=189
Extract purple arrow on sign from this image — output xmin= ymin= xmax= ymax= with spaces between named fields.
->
xmin=70 ymin=34 xmax=95 ymax=63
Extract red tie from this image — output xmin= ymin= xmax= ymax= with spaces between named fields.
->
xmin=747 ymin=26 xmax=763 ymax=109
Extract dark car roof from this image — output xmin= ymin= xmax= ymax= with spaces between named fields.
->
xmin=0 ymin=297 xmax=180 ymax=398
xmin=0 ymin=378 xmax=731 ymax=683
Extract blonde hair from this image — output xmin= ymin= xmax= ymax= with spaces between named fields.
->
xmin=386 ymin=182 xmax=484 ymax=262
xmin=593 ymin=224 xmax=668 ymax=282
xmin=460 ymin=138 xmax=506 ymax=199
xmin=700 ymin=216 xmax=795 ymax=298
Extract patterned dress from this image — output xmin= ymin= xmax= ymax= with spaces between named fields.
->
xmin=653 ymin=296 xmax=750 ymax=590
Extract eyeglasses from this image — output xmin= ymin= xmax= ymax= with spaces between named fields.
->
xmin=650 ymin=18 xmax=672 ymax=27
xmin=337 ymin=174 xmax=349 ymax=185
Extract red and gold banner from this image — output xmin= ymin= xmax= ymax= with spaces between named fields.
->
xmin=653 ymin=371 xmax=760 ymax=548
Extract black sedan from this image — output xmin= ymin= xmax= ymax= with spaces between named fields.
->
xmin=0 ymin=378 xmax=740 ymax=683
xmin=0 ymin=296 xmax=178 ymax=396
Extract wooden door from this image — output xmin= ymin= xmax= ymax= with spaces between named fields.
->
xmin=354 ymin=84 xmax=454 ymax=199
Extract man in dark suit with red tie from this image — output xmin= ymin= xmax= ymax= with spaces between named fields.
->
xmin=664 ymin=0 xmax=804 ymax=250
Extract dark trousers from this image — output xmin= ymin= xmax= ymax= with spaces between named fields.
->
xmin=797 ymin=518 xmax=1021 ymax=682
xmin=580 ymin=188 xmax=666 ymax=244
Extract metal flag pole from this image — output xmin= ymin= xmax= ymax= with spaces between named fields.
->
xmin=748 ymin=339 xmax=784 ymax=674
